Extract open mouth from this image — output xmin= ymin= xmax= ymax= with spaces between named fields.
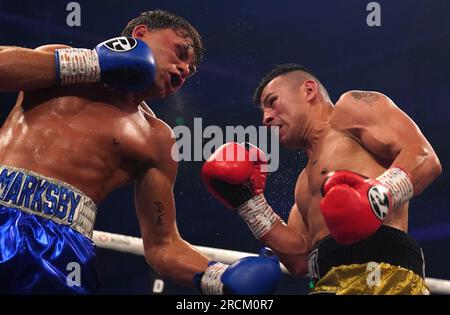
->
xmin=169 ymin=73 xmax=182 ymax=90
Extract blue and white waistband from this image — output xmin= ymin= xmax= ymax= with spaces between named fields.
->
xmin=0 ymin=164 xmax=97 ymax=239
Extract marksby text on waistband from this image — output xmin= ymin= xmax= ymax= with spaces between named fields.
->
xmin=0 ymin=167 xmax=81 ymax=223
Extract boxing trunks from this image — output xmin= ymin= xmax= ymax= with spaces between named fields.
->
xmin=0 ymin=164 xmax=99 ymax=294
xmin=308 ymin=225 xmax=428 ymax=295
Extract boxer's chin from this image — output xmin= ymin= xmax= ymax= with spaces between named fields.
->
xmin=278 ymin=133 xmax=291 ymax=148
xmin=281 ymin=136 xmax=301 ymax=150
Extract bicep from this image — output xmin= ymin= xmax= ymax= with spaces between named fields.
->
xmin=134 ymin=159 xmax=179 ymax=248
xmin=0 ymin=44 xmax=69 ymax=91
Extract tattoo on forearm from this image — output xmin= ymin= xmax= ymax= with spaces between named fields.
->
xmin=350 ymin=91 xmax=378 ymax=105
xmin=154 ymin=201 xmax=166 ymax=225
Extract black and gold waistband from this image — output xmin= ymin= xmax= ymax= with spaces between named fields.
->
xmin=308 ymin=225 xmax=425 ymax=281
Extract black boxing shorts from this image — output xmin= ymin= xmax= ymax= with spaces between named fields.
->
xmin=307 ymin=225 xmax=428 ymax=295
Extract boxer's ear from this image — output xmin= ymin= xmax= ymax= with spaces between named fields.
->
xmin=132 ymin=25 xmax=149 ymax=39
xmin=304 ymin=79 xmax=319 ymax=102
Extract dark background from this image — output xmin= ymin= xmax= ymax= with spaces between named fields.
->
xmin=0 ymin=0 xmax=449 ymax=294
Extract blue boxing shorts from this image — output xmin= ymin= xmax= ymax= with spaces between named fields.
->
xmin=0 ymin=164 xmax=99 ymax=294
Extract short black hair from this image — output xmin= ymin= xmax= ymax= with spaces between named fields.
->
xmin=121 ymin=10 xmax=204 ymax=68
xmin=253 ymin=64 xmax=320 ymax=105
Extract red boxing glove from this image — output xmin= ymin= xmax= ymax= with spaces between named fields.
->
xmin=320 ymin=168 xmax=414 ymax=245
xmin=201 ymin=142 xmax=267 ymax=209
xmin=202 ymin=142 xmax=280 ymax=240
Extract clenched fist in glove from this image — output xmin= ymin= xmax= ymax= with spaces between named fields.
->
xmin=201 ymin=142 xmax=281 ymax=240
xmin=193 ymin=247 xmax=282 ymax=295
xmin=320 ymin=167 xmax=414 ymax=244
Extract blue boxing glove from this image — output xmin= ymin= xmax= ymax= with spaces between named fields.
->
xmin=194 ymin=247 xmax=282 ymax=295
xmin=55 ymin=36 xmax=155 ymax=92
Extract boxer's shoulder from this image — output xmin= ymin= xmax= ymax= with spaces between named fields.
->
xmin=135 ymin=111 xmax=176 ymax=169
xmin=335 ymin=90 xmax=394 ymax=112
xmin=331 ymin=90 xmax=394 ymax=131
xmin=142 ymin=113 xmax=175 ymax=144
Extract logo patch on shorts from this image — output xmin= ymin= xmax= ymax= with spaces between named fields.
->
xmin=368 ymin=186 xmax=389 ymax=220
xmin=307 ymin=248 xmax=320 ymax=280
xmin=103 ymin=37 xmax=137 ymax=52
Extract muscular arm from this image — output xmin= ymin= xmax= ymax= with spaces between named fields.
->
xmin=263 ymin=205 xmax=311 ymax=276
xmin=0 ymin=44 xmax=66 ymax=92
xmin=334 ymin=90 xmax=442 ymax=195
xmin=134 ymin=126 xmax=209 ymax=287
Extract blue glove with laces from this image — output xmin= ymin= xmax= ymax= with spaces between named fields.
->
xmin=193 ymin=247 xmax=282 ymax=295
xmin=55 ymin=36 xmax=155 ymax=92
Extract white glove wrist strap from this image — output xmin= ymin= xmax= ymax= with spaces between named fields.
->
xmin=200 ymin=262 xmax=228 ymax=295
xmin=237 ymin=194 xmax=281 ymax=240
xmin=376 ymin=167 xmax=414 ymax=209
xmin=56 ymin=48 xmax=100 ymax=86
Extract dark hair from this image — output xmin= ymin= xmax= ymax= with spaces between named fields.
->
xmin=253 ymin=63 xmax=321 ymax=105
xmin=121 ymin=10 xmax=204 ymax=68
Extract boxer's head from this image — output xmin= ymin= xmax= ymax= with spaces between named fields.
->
xmin=254 ymin=64 xmax=331 ymax=149
xmin=121 ymin=10 xmax=203 ymax=99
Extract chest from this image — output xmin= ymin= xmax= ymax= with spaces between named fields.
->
xmin=73 ymin=105 xmax=155 ymax=160
xmin=294 ymin=129 xmax=387 ymax=212
xmin=17 ymin=96 xmax=153 ymax=162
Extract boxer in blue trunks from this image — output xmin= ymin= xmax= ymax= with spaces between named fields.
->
xmin=0 ymin=10 xmax=282 ymax=294
xmin=0 ymin=165 xmax=98 ymax=293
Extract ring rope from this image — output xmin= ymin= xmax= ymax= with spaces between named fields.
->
xmin=93 ymin=230 xmax=450 ymax=295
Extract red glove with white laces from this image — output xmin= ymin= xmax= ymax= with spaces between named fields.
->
xmin=201 ymin=142 xmax=281 ymax=241
xmin=320 ymin=167 xmax=414 ymax=244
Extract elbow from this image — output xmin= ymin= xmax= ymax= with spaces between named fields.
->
xmin=424 ymin=147 xmax=442 ymax=182
xmin=413 ymin=148 xmax=442 ymax=195
xmin=144 ymin=245 xmax=171 ymax=277
xmin=275 ymin=249 xmax=310 ymax=278
xmin=144 ymin=241 xmax=189 ymax=282
xmin=283 ymin=250 xmax=310 ymax=278
xmin=430 ymin=153 xmax=442 ymax=181
xmin=286 ymin=262 xmax=309 ymax=278
xmin=144 ymin=247 xmax=161 ymax=273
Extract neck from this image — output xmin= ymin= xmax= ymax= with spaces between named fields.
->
xmin=132 ymin=87 xmax=159 ymax=104
xmin=120 ymin=91 xmax=155 ymax=112
xmin=303 ymin=100 xmax=333 ymax=158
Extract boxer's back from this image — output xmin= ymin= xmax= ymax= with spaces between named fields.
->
xmin=0 ymin=85 xmax=160 ymax=204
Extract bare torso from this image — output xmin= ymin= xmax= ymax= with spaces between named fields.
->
xmin=0 ymin=85 xmax=164 ymax=204
xmin=295 ymin=113 xmax=409 ymax=246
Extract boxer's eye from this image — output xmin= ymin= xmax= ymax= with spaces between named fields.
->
xmin=176 ymin=44 xmax=189 ymax=61
xmin=268 ymin=96 xmax=277 ymax=107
